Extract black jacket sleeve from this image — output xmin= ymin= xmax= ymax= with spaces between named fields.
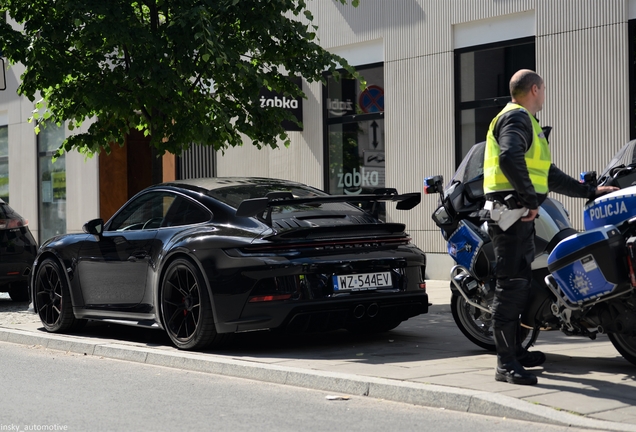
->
xmin=493 ymin=110 xmax=539 ymax=209
xmin=548 ymin=164 xmax=595 ymax=199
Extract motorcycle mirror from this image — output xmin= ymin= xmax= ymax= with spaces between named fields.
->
xmin=579 ymin=171 xmax=597 ymax=187
xmin=424 ymin=175 xmax=444 ymax=194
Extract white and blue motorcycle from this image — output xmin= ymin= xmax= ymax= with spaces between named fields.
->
xmin=425 ymin=140 xmax=636 ymax=365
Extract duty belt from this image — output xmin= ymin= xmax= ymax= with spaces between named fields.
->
xmin=484 ymin=195 xmax=529 ymax=231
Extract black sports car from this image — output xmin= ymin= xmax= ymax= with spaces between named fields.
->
xmin=31 ymin=178 xmax=428 ymax=350
xmin=0 ymin=199 xmax=37 ymax=301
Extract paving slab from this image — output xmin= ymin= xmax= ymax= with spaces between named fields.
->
xmin=2 ymin=282 xmax=636 ymax=431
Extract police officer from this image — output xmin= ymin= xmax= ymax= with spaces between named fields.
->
xmin=484 ymin=69 xmax=617 ymax=385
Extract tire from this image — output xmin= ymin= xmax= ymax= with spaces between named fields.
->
xmin=33 ymin=258 xmax=83 ymax=332
xmin=8 ymin=281 xmax=29 ymax=302
xmin=160 ymin=258 xmax=228 ymax=350
xmin=451 ymin=292 xmax=531 ymax=352
xmin=608 ymin=333 xmax=636 ymax=366
xmin=451 ymin=292 xmax=496 ymax=351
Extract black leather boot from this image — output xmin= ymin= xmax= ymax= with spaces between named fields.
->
xmin=517 ymin=348 xmax=546 ymax=368
xmin=516 ymin=325 xmax=546 ymax=368
xmin=494 ymin=322 xmax=538 ymax=385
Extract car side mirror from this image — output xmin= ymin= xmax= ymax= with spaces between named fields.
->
xmin=83 ymin=218 xmax=104 ymax=238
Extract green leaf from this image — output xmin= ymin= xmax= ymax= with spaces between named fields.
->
xmin=0 ymin=0 xmax=359 ymax=156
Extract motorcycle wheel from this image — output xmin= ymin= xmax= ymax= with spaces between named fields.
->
xmin=450 ymin=291 xmax=531 ymax=352
xmin=608 ymin=333 xmax=636 ymax=366
xmin=451 ymin=292 xmax=496 ymax=351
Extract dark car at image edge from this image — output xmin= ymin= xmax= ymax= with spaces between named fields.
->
xmin=0 ymin=198 xmax=37 ymax=301
xmin=30 ymin=178 xmax=428 ymax=350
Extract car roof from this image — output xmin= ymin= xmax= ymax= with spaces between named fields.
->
xmin=161 ymin=177 xmax=310 ymax=192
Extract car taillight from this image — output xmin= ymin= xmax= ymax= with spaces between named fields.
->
xmin=248 ymin=294 xmax=293 ymax=303
xmin=242 ymin=237 xmax=411 ymax=253
xmin=0 ymin=218 xmax=27 ymax=229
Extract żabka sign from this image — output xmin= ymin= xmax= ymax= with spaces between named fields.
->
xmin=258 ymin=76 xmax=303 ymax=132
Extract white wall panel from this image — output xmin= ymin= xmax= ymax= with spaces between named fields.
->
xmin=537 ymin=0 xmax=625 ymax=34
xmin=538 ymin=20 xmax=630 ymax=229
xmin=448 ymin=0 xmax=534 ymax=24
xmin=454 ymin=11 xmax=534 ymax=49
xmin=66 ymin=120 xmax=99 ymax=233
xmin=383 ymin=53 xmax=455 ymax=253
xmin=9 ymin=122 xmax=38 ymax=239
xmin=216 ymin=79 xmax=324 ymax=189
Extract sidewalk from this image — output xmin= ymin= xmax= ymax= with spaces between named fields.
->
xmin=2 ymin=281 xmax=636 ymax=431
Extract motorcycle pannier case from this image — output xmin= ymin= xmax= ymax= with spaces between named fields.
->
xmin=547 ymin=225 xmax=627 ymax=303
xmin=447 ymin=220 xmax=491 ymax=279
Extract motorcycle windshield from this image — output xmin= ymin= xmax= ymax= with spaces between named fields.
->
xmin=449 ymin=141 xmax=485 ymax=187
xmin=600 ymin=140 xmax=636 ymax=179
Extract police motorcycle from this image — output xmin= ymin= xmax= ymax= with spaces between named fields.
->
xmin=424 ymin=140 xmax=636 ymax=365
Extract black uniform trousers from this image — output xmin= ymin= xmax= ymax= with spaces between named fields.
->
xmin=488 ymin=219 xmax=535 ymax=326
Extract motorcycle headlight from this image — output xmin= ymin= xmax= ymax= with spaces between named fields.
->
xmin=432 ymin=205 xmax=451 ymax=225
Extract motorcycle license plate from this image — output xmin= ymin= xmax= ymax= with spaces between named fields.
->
xmin=332 ymin=272 xmax=392 ymax=291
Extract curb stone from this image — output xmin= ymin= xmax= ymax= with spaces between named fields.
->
xmin=2 ymin=326 xmax=636 ymax=432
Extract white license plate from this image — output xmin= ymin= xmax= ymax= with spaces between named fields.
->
xmin=332 ymin=272 xmax=392 ymax=291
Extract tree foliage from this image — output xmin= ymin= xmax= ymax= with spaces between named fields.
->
xmin=0 ymin=0 xmax=359 ymax=156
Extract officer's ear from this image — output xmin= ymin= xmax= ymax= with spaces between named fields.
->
xmin=531 ymin=83 xmax=540 ymax=96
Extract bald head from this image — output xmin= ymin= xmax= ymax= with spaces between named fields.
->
xmin=510 ymin=69 xmax=543 ymax=99
xmin=509 ymin=69 xmax=545 ymax=115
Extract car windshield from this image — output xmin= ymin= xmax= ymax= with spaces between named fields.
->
xmin=208 ymin=184 xmax=359 ymax=214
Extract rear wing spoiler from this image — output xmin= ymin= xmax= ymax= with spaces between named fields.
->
xmin=236 ymin=189 xmax=421 ymax=223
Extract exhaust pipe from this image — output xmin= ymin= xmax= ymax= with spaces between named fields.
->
xmin=367 ymin=303 xmax=379 ymax=318
xmin=353 ymin=304 xmax=366 ymax=319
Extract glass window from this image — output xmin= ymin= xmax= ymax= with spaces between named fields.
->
xmin=0 ymin=125 xmax=8 ymax=203
xmin=108 ymin=192 xmax=176 ymax=231
xmin=163 ymin=197 xmax=211 ymax=227
xmin=455 ymin=38 xmax=535 ymax=166
xmin=324 ymin=64 xmax=385 ymax=218
xmin=38 ymin=123 xmax=66 ymax=243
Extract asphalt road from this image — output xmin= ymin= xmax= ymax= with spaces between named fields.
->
xmin=0 ymin=341 xmax=599 ymax=432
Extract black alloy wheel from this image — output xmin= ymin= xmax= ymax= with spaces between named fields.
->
xmin=161 ymin=258 xmax=224 ymax=350
xmin=34 ymin=258 xmax=84 ymax=332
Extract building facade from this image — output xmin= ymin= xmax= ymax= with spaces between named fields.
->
xmin=1 ymin=1 xmax=635 ymax=279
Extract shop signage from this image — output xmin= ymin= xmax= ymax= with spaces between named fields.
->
xmin=259 ymin=76 xmax=303 ymax=131
xmin=337 ymin=167 xmax=382 ymax=195
xmin=52 ymin=171 xmax=66 ymax=200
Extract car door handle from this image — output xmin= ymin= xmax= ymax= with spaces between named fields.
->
xmin=128 ymin=251 xmax=149 ymax=262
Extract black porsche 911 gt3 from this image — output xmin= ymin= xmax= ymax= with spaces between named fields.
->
xmin=31 ymin=178 xmax=428 ymax=350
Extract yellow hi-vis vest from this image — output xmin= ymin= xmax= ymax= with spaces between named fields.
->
xmin=483 ymin=103 xmax=551 ymax=194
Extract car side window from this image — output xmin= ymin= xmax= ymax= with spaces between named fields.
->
xmin=108 ymin=192 xmax=176 ymax=231
xmin=163 ymin=197 xmax=211 ymax=227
